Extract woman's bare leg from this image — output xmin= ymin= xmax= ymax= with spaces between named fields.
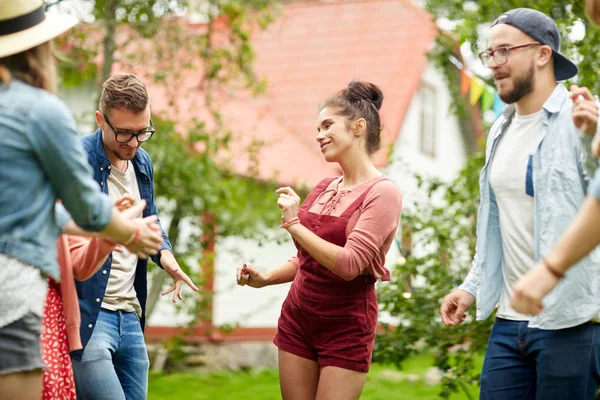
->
xmin=279 ymin=349 xmax=320 ymax=400
xmin=316 ymin=365 xmax=367 ymax=400
xmin=0 ymin=370 xmax=42 ymax=400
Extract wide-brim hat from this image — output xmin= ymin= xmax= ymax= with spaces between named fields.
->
xmin=0 ymin=0 xmax=78 ymax=59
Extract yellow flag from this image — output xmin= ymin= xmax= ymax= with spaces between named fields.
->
xmin=470 ymin=77 xmax=485 ymax=105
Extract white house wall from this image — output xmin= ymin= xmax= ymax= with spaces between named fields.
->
xmin=212 ymin=233 xmax=295 ymax=327
xmin=386 ymin=62 xmax=467 ymax=205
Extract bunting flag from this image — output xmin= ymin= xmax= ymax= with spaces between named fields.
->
xmin=470 ymin=77 xmax=485 ymax=105
xmin=493 ymin=91 xmax=505 ymax=118
xmin=458 ymin=64 xmax=505 ymax=118
xmin=481 ymin=85 xmax=494 ymax=112
xmin=460 ymin=69 xmax=472 ymax=96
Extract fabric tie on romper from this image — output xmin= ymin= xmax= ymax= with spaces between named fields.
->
xmin=313 ymin=187 xmax=354 ymax=215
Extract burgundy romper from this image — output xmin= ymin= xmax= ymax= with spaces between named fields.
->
xmin=273 ymin=177 xmax=388 ymax=372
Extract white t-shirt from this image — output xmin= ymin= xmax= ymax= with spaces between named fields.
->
xmin=489 ymin=110 xmax=543 ymax=321
xmin=103 ymin=161 xmax=142 ymax=316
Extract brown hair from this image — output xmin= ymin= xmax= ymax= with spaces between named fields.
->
xmin=0 ymin=41 xmax=57 ymax=93
xmin=99 ymin=74 xmax=149 ymax=115
xmin=321 ymin=80 xmax=384 ymax=155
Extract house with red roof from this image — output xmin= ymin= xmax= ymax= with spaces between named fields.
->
xmin=136 ymin=0 xmax=475 ymax=346
xmin=60 ymin=0 xmax=476 ymax=360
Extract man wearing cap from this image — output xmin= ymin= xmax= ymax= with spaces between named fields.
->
xmin=508 ymin=0 xmax=600 ymax=317
xmin=439 ymin=8 xmax=600 ymax=399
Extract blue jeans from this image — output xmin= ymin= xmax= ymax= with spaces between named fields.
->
xmin=480 ymin=317 xmax=600 ymax=400
xmin=71 ymin=309 xmax=149 ymax=400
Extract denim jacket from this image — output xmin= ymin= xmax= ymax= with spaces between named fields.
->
xmin=0 ymin=80 xmax=113 ymax=279
xmin=74 ymin=129 xmax=172 ymax=353
xmin=460 ymin=83 xmax=600 ymax=330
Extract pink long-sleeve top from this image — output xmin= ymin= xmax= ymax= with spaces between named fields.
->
xmin=290 ymin=176 xmax=402 ymax=281
xmin=56 ymin=235 xmax=116 ymax=351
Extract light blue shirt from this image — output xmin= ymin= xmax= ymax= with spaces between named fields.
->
xmin=460 ymin=83 xmax=600 ymax=330
xmin=588 ymin=163 xmax=600 ymax=200
xmin=0 ymin=79 xmax=113 ymax=279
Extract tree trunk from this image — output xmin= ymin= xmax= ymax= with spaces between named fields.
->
xmin=96 ymin=0 xmax=118 ymax=107
xmin=200 ymin=211 xmax=216 ymax=327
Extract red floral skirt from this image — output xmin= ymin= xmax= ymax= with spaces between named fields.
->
xmin=41 ymin=278 xmax=77 ymax=400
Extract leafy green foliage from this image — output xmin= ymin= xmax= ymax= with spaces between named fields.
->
xmin=144 ymin=117 xmax=281 ymax=246
xmin=376 ymin=152 xmax=491 ymax=399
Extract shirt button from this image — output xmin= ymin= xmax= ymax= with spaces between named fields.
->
xmin=100 ymin=167 xmax=104 ymax=171
xmin=100 ymin=182 xmax=104 ymax=186
xmin=102 ymin=270 xmax=107 ymax=274
xmin=96 ymin=298 xmax=101 ymax=303
xmin=108 ymin=166 xmax=111 ymax=170
xmin=88 ymin=324 xmax=93 ymax=328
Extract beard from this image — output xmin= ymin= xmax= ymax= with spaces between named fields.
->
xmin=113 ymin=146 xmax=138 ymax=161
xmin=497 ymin=62 xmax=535 ymax=104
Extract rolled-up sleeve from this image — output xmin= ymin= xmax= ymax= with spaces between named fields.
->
xmin=28 ymin=97 xmax=113 ymax=231
xmin=54 ymin=202 xmax=72 ymax=232
xmin=588 ymin=167 xmax=600 ymax=200
xmin=288 ymin=254 xmax=300 ymax=269
xmin=334 ymin=181 xmax=402 ymax=281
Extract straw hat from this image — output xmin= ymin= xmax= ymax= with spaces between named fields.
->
xmin=0 ymin=0 xmax=78 ymax=59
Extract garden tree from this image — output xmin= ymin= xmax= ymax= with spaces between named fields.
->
xmin=375 ymin=152 xmax=489 ymax=399
xmin=49 ymin=0 xmax=290 ymax=327
xmin=376 ymin=1 xmax=599 ymax=398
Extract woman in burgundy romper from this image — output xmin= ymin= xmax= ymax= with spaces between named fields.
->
xmin=237 ymin=81 xmax=402 ymax=400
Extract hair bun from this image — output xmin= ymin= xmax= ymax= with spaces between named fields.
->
xmin=346 ymin=80 xmax=384 ymax=111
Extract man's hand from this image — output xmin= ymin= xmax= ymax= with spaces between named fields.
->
xmin=440 ymin=289 xmax=475 ymax=326
xmin=510 ymin=262 xmax=561 ymax=315
xmin=115 ymin=194 xmax=135 ymax=212
xmin=160 ymin=250 xmax=199 ymax=303
xmin=570 ymin=85 xmax=599 ymax=136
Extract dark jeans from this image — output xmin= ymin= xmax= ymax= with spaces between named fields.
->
xmin=480 ymin=317 xmax=600 ymax=400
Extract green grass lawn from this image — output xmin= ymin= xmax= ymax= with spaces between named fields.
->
xmin=148 ymin=352 xmax=481 ymax=399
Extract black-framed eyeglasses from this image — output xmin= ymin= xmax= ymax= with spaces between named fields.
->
xmin=103 ymin=114 xmax=155 ymax=143
xmin=479 ymin=42 xmax=542 ymax=67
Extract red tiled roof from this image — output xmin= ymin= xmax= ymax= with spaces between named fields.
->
xmin=224 ymin=0 xmax=437 ymax=185
xmin=116 ymin=0 xmax=438 ymax=186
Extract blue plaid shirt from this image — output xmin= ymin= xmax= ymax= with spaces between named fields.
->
xmin=460 ymin=83 xmax=600 ymax=330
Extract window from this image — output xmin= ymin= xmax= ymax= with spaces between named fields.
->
xmin=420 ymin=84 xmax=437 ymax=156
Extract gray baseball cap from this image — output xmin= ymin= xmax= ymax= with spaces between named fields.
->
xmin=492 ymin=8 xmax=578 ymax=81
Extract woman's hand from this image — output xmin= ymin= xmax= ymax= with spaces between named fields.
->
xmin=115 ymin=194 xmax=135 ymax=212
xmin=276 ymin=187 xmax=301 ymax=224
xmin=236 ymin=264 xmax=269 ymax=288
xmin=119 ymin=200 xmax=163 ymax=258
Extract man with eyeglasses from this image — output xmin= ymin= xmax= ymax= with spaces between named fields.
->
xmin=70 ymin=74 xmax=198 ymax=400
xmin=439 ymin=8 xmax=600 ymax=399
